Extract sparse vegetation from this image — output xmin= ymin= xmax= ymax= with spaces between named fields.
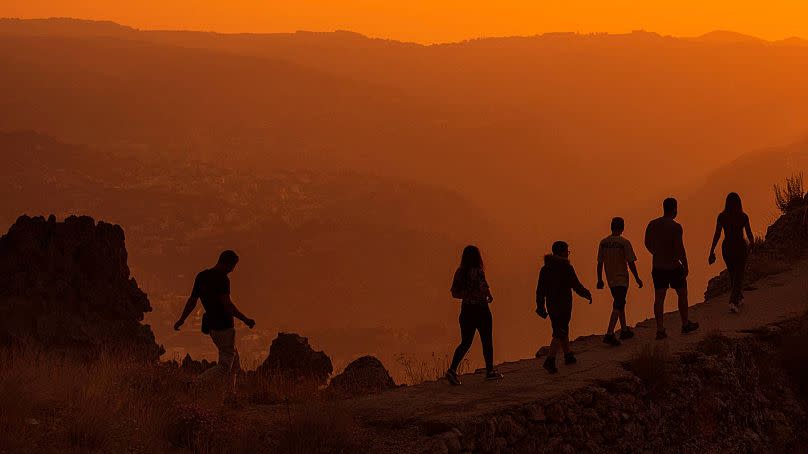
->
xmin=395 ymin=352 xmax=469 ymax=385
xmin=628 ymin=343 xmax=671 ymax=392
xmin=774 ymin=173 xmax=806 ymax=214
xmin=0 ymin=347 xmax=365 ymax=453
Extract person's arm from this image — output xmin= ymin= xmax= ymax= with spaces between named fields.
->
xmin=628 ymin=261 xmax=643 ymax=288
xmin=174 ymin=295 xmax=198 ymax=330
xmin=596 ymin=243 xmax=605 ymax=289
xmin=744 ymin=216 xmax=754 ymax=247
xmin=644 ymin=223 xmax=654 ymax=254
xmin=222 ymin=294 xmax=255 ymax=328
xmin=677 ymin=225 xmax=689 ymax=276
xmin=570 ymin=267 xmax=593 ymax=303
xmin=535 ymin=269 xmax=548 ymax=317
xmin=479 ymin=270 xmax=493 ymax=303
xmin=708 ymin=218 xmax=721 ymax=265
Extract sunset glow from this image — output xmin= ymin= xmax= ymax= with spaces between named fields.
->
xmin=3 ymin=0 xmax=808 ymax=43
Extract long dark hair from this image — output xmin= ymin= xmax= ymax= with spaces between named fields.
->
xmin=459 ymin=245 xmax=484 ymax=274
xmin=724 ymin=192 xmax=744 ymax=214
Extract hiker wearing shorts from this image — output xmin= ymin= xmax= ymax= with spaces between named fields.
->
xmin=644 ymin=198 xmax=699 ymax=339
xmin=445 ymin=245 xmax=504 ymax=385
xmin=536 ymin=241 xmax=592 ymax=374
xmin=597 ymin=217 xmax=643 ymax=346
xmin=174 ymin=250 xmax=256 ymax=390
xmin=708 ymin=192 xmax=754 ymax=313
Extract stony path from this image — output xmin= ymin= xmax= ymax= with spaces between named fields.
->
xmin=345 ymin=260 xmax=808 ymax=441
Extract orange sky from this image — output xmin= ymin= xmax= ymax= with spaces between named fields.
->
xmin=2 ymin=1 xmax=807 ymax=43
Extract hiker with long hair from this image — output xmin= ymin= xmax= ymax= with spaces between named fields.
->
xmin=709 ymin=192 xmax=754 ymax=313
xmin=445 ymin=245 xmax=504 ymax=385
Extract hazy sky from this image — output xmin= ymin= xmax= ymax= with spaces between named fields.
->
xmin=3 ymin=1 xmax=807 ymax=43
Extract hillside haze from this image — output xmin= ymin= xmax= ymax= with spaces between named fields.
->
xmin=1 ymin=18 xmax=808 ymax=376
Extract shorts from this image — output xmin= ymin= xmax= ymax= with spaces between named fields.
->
xmin=548 ymin=303 xmax=572 ymax=340
xmin=652 ymin=267 xmax=687 ymax=290
xmin=610 ymin=286 xmax=628 ymax=311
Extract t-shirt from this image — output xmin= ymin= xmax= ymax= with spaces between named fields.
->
xmin=597 ymin=235 xmax=637 ymax=287
xmin=644 ymin=216 xmax=686 ymax=270
xmin=191 ymin=268 xmax=234 ymax=332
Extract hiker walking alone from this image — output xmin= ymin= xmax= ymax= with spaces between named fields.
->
xmin=536 ymin=241 xmax=592 ymax=374
xmin=597 ymin=217 xmax=643 ymax=346
xmin=644 ymin=198 xmax=699 ymax=339
xmin=174 ymin=250 xmax=256 ymax=389
xmin=445 ymin=245 xmax=504 ymax=385
xmin=708 ymin=192 xmax=754 ymax=313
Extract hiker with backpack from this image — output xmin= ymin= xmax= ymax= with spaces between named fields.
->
xmin=535 ymin=241 xmax=592 ymax=374
xmin=445 ymin=245 xmax=504 ymax=385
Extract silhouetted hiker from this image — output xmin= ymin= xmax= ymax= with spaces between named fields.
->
xmin=535 ymin=241 xmax=592 ymax=374
xmin=644 ymin=198 xmax=699 ymax=339
xmin=174 ymin=250 xmax=256 ymax=389
xmin=597 ymin=217 xmax=643 ymax=346
xmin=709 ymin=193 xmax=754 ymax=313
xmin=445 ymin=245 xmax=503 ymax=385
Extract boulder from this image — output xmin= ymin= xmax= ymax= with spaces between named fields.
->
xmin=258 ymin=332 xmax=332 ymax=386
xmin=0 ymin=215 xmax=162 ymax=360
xmin=329 ymin=355 xmax=396 ymax=396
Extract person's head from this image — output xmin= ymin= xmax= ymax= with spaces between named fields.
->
xmin=552 ymin=240 xmax=570 ymax=258
xmin=459 ymin=245 xmax=484 ymax=272
xmin=663 ymin=197 xmax=678 ymax=218
xmin=610 ymin=217 xmax=625 ymax=235
xmin=216 ymin=250 xmax=240 ymax=273
xmin=724 ymin=192 xmax=743 ymax=214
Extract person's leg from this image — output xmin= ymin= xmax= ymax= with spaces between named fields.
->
xmin=619 ymin=311 xmax=628 ymax=331
xmin=478 ymin=307 xmax=494 ymax=371
xmin=606 ymin=310 xmax=619 ymax=335
xmin=197 ymin=328 xmax=237 ymax=387
xmin=654 ymin=288 xmax=667 ymax=332
xmin=561 ymin=336 xmax=571 ymax=354
xmin=449 ymin=307 xmax=476 ymax=372
xmin=675 ymin=287 xmax=689 ymax=325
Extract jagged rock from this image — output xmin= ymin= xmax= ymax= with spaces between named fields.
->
xmin=0 ymin=215 xmax=162 ymax=360
xmin=180 ymin=353 xmax=216 ymax=374
xmin=328 ymin=355 xmax=396 ymax=396
xmin=257 ymin=332 xmax=332 ymax=386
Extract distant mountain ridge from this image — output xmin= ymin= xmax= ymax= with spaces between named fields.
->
xmin=1 ymin=17 xmax=806 ymax=47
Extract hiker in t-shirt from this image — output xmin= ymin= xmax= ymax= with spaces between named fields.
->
xmin=597 ymin=217 xmax=643 ymax=346
xmin=445 ymin=245 xmax=504 ymax=385
xmin=644 ymin=198 xmax=699 ymax=340
xmin=535 ymin=241 xmax=592 ymax=374
xmin=174 ymin=250 xmax=256 ymax=388
xmin=708 ymin=192 xmax=754 ymax=313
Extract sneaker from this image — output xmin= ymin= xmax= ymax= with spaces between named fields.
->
xmin=445 ymin=369 xmax=462 ymax=386
xmin=564 ymin=353 xmax=577 ymax=365
xmin=681 ymin=321 xmax=700 ymax=334
xmin=542 ymin=356 xmax=558 ymax=374
xmin=656 ymin=329 xmax=668 ymax=340
xmin=619 ymin=328 xmax=635 ymax=340
xmin=603 ymin=334 xmax=621 ymax=346
xmin=486 ymin=369 xmax=504 ymax=380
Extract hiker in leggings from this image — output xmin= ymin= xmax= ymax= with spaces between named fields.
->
xmin=709 ymin=192 xmax=754 ymax=313
xmin=445 ymin=245 xmax=504 ymax=385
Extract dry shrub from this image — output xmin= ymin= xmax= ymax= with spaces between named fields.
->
xmin=395 ymin=352 xmax=469 ymax=385
xmin=629 ymin=342 xmax=671 ymax=392
xmin=779 ymin=324 xmax=808 ymax=398
xmin=275 ymin=400 xmax=367 ymax=454
xmin=699 ymin=329 xmax=731 ymax=357
xmin=774 ymin=173 xmax=805 ymax=214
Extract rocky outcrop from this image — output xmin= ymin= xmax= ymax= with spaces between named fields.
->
xmin=258 ymin=332 xmax=333 ymax=386
xmin=328 ymin=356 xmax=397 ymax=396
xmin=422 ymin=319 xmax=808 ymax=453
xmin=705 ymin=203 xmax=808 ymax=300
xmin=0 ymin=215 xmax=162 ymax=360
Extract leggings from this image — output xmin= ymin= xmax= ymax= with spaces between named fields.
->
xmin=450 ymin=304 xmax=494 ymax=371
xmin=723 ymin=240 xmax=748 ymax=305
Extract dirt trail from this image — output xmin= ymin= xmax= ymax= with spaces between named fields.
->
xmin=346 ymin=260 xmax=808 ymax=433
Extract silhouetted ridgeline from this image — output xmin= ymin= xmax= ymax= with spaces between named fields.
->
xmin=0 ymin=215 xmax=162 ymax=360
